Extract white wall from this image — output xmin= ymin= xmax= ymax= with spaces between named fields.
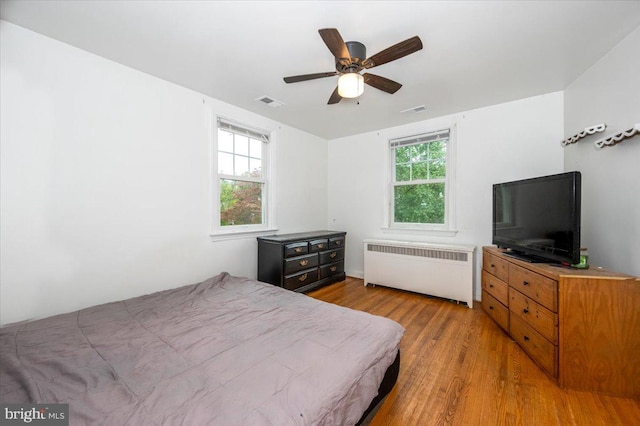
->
xmin=327 ymin=92 xmax=565 ymax=300
xmin=0 ymin=21 xmax=328 ymax=325
xmin=563 ymin=26 xmax=640 ymax=277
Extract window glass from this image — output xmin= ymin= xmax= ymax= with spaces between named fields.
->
xmin=390 ymin=129 xmax=451 ymax=227
xmin=215 ymin=119 xmax=270 ymax=233
xmin=234 ymin=155 xmax=249 ymax=177
xmin=235 ymin=135 xmax=249 ymax=156
xmin=394 ymin=183 xmax=445 ymax=224
xmin=219 ymin=179 xmax=263 ymax=226
xmin=218 ymin=152 xmax=234 ymax=175
xmin=249 ymin=138 xmax=262 ymax=159
xmin=218 ymin=130 xmax=234 ymax=153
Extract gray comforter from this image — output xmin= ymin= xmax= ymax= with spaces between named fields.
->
xmin=0 ymin=273 xmax=404 ymax=425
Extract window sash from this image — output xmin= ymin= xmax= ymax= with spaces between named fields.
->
xmin=392 ymin=130 xmax=448 ymax=186
xmin=214 ymin=117 xmax=270 ymax=233
xmin=218 ymin=173 xmax=264 ymax=184
xmin=390 ymin=128 xmax=450 ymax=227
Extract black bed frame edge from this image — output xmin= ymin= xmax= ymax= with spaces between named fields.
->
xmin=355 ymin=349 xmax=401 ymax=426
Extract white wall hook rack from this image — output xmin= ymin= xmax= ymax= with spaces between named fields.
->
xmin=561 ymin=124 xmax=606 ymax=146
xmin=594 ymin=123 xmax=640 ymax=148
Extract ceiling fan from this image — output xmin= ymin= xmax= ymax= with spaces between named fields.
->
xmin=283 ymin=28 xmax=423 ymax=104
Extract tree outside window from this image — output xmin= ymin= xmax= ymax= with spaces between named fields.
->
xmin=391 ymin=129 xmax=450 ymax=226
xmin=215 ymin=119 xmax=269 ymax=231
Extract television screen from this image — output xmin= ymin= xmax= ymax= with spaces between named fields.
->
xmin=492 ymin=171 xmax=581 ymax=264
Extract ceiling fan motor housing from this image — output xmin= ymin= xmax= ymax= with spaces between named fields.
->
xmin=337 ymin=41 xmax=366 ymax=72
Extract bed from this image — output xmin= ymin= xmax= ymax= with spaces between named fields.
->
xmin=0 ymin=273 xmax=403 ymax=425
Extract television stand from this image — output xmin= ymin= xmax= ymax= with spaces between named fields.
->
xmin=481 ymin=246 xmax=639 ymax=398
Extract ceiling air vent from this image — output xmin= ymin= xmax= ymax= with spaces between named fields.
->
xmin=401 ymin=105 xmax=427 ymax=113
xmin=256 ymin=96 xmax=284 ymax=108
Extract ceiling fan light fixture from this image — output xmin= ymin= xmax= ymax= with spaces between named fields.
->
xmin=338 ymin=73 xmax=364 ymax=98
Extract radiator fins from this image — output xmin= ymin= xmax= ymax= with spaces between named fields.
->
xmin=366 ymin=244 xmax=468 ymax=262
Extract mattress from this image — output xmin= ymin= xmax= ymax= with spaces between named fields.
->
xmin=0 ymin=272 xmax=404 ymax=425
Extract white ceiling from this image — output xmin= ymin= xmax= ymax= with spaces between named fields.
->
xmin=2 ymin=1 xmax=640 ymax=140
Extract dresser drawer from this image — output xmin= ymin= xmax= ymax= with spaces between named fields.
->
xmin=481 ymin=290 xmax=509 ymax=332
xmin=509 ymin=264 xmax=557 ymax=312
xmin=483 ymin=251 xmax=509 ymax=282
xmin=510 ymin=313 xmax=558 ymax=378
xmin=283 ymin=253 xmax=318 ymax=275
xmin=283 ymin=269 xmax=319 ymax=291
xmin=319 ymin=261 xmax=344 ymax=279
xmin=284 ymin=242 xmax=308 ymax=258
xmin=309 ymin=239 xmax=329 ymax=252
xmin=509 ymin=289 xmax=558 ymax=344
xmin=329 ymin=236 xmax=345 ymax=249
xmin=482 ymin=270 xmax=509 ymax=306
xmin=319 ymin=248 xmax=344 ymax=265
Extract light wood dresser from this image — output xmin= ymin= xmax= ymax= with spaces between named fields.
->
xmin=482 ymin=246 xmax=639 ymax=398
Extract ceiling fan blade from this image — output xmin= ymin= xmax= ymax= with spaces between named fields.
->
xmin=327 ymin=86 xmax=342 ymax=104
xmin=363 ymin=73 xmax=402 ymax=94
xmin=283 ymin=72 xmax=338 ymax=83
xmin=318 ymin=28 xmax=351 ymax=64
xmin=362 ymin=36 xmax=423 ymax=69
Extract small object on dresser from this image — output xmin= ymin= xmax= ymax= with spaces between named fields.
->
xmin=571 ymin=248 xmax=589 ymax=269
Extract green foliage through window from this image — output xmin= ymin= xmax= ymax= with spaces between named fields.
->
xmin=394 ymin=183 xmax=445 ymax=224
xmin=391 ymin=129 xmax=449 ymax=225
xmin=220 ymin=179 xmax=263 ymax=226
xmin=216 ymin=119 xmax=268 ymax=229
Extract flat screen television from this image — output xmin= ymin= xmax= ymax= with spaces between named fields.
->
xmin=492 ymin=171 xmax=581 ymax=264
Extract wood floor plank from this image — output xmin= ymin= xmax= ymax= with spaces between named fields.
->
xmin=308 ymin=277 xmax=640 ymax=426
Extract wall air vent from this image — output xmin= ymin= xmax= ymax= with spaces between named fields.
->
xmin=401 ymin=105 xmax=427 ymax=113
xmin=256 ymin=96 xmax=285 ymax=108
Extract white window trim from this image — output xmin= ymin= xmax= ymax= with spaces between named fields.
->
xmin=209 ymin=114 xmax=277 ymax=240
xmin=382 ymin=123 xmax=457 ymax=236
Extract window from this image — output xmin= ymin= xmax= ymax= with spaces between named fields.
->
xmin=213 ymin=118 xmax=271 ymax=235
xmin=389 ymin=128 xmax=454 ymax=231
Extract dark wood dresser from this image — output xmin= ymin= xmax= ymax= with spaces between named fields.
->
xmin=257 ymin=231 xmax=346 ymax=292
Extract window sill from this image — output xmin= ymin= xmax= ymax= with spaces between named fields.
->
xmin=380 ymin=226 xmax=458 ymax=237
xmin=209 ymin=228 xmax=279 ymax=242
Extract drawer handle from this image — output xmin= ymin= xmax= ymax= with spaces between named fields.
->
xmin=318 ymin=244 xmax=325 ymax=249
xmin=299 ymin=273 xmax=308 ymax=282
xmin=330 ymin=252 xmax=337 ymax=259
xmin=523 ymin=335 xmax=530 ymax=341
xmin=490 ymin=263 xmax=495 ymax=268
xmin=300 ymin=260 xmax=309 ymax=266
xmin=523 ymin=308 xmax=529 ymax=314
xmin=330 ymin=266 xmax=337 ymax=272
xmin=489 ymin=284 xmax=494 ymax=288
xmin=335 ymin=240 xmax=342 ymax=245
xmin=523 ymin=281 xmax=529 ymax=286
xmin=295 ymin=247 xmax=303 ymax=253
xmin=489 ymin=305 xmax=494 ymax=310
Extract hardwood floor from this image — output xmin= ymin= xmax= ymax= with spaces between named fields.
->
xmin=307 ymin=277 xmax=640 ymax=426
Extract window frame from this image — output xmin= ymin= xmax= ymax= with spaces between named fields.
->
xmin=385 ymin=125 xmax=457 ymax=235
xmin=210 ymin=116 xmax=276 ymax=238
